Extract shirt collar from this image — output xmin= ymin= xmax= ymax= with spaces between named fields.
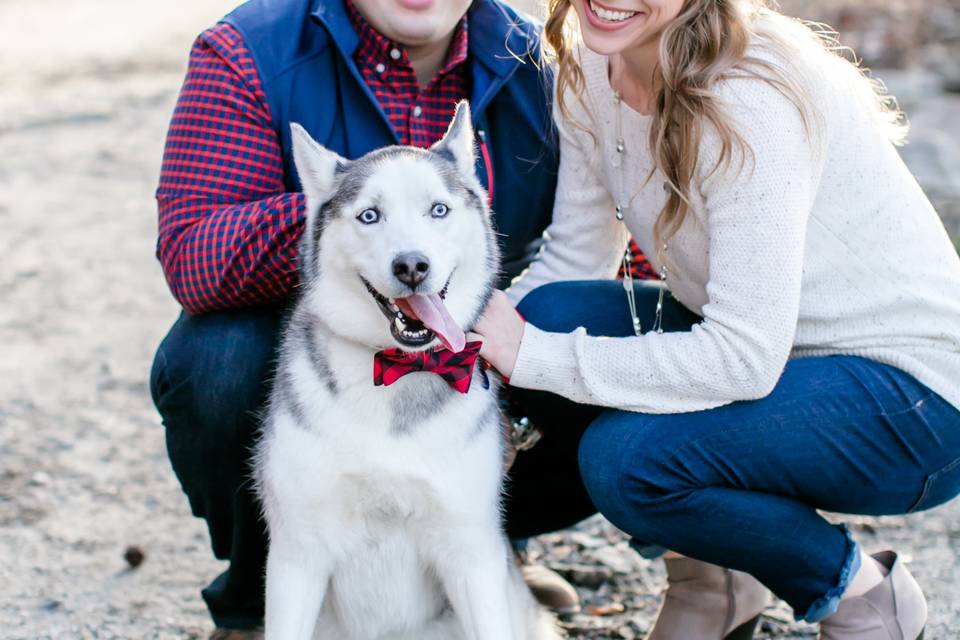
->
xmin=345 ymin=0 xmax=469 ymax=78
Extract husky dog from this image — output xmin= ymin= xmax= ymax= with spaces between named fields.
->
xmin=254 ymin=103 xmax=561 ymax=640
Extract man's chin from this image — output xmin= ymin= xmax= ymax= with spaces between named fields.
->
xmin=385 ymin=21 xmax=448 ymax=47
xmin=351 ymin=0 xmax=471 ymax=49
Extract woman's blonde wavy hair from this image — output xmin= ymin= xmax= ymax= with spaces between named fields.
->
xmin=544 ymin=0 xmax=907 ymax=255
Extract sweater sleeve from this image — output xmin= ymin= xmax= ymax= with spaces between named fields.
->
xmin=510 ymin=79 xmax=825 ymax=413
xmin=504 ymin=99 xmax=629 ymax=305
xmin=155 ymin=24 xmax=305 ymax=315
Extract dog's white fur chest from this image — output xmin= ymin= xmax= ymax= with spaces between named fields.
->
xmin=260 ymin=358 xmax=504 ymax=536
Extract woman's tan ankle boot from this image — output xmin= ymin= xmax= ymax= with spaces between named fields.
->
xmin=819 ymin=551 xmax=926 ymax=640
xmin=647 ymin=557 xmax=769 ymax=640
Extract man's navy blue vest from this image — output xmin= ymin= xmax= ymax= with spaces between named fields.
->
xmin=224 ymin=0 xmax=559 ymax=284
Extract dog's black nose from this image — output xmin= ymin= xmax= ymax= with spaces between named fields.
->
xmin=392 ymin=252 xmax=430 ymax=288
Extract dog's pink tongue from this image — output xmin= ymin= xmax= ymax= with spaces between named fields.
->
xmin=399 ymin=293 xmax=466 ymax=353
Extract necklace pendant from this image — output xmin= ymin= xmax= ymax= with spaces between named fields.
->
xmin=651 ymin=284 xmax=667 ymax=335
xmin=615 ymin=205 xmax=623 ymax=221
xmin=616 ymin=139 xmax=625 ymax=153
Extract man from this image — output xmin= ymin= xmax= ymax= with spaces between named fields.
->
xmin=150 ymin=0 xmax=618 ymax=636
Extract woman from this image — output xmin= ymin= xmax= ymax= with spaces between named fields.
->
xmin=473 ymin=0 xmax=960 ymax=638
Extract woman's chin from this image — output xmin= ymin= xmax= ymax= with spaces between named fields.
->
xmin=579 ymin=29 xmax=644 ymax=57
xmin=575 ymin=9 xmax=652 ymax=56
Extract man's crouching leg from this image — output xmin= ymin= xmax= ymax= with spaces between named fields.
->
xmin=150 ymin=304 xmax=288 ymax=632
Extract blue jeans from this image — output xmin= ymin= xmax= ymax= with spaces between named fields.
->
xmin=150 ymin=306 xmax=284 ymax=629
xmin=514 ymin=281 xmax=960 ymax=622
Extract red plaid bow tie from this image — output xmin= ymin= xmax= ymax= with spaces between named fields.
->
xmin=373 ymin=341 xmax=483 ymax=394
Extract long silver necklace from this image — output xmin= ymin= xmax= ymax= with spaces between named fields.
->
xmin=613 ymin=84 xmax=668 ymax=337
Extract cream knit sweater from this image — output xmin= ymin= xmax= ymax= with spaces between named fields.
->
xmin=506 ymin=42 xmax=960 ymax=414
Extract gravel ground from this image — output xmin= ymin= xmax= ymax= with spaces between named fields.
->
xmin=1 ymin=1 xmax=958 ymax=639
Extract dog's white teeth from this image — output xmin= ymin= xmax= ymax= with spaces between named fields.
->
xmin=398 ymin=325 xmax=429 ymax=340
xmin=590 ymin=1 xmax=637 ymax=22
xmin=394 ymin=317 xmax=405 ymax=331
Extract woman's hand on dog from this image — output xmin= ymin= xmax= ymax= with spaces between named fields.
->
xmin=470 ymin=290 xmax=524 ymax=380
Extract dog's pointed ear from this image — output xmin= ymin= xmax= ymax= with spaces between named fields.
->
xmin=431 ymin=101 xmax=475 ymax=176
xmin=291 ymin=122 xmax=346 ymax=203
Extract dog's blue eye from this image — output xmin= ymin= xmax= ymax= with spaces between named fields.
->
xmin=431 ymin=203 xmax=449 ymax=218
xmin=357 ymin=208 xmax=380 ymax=224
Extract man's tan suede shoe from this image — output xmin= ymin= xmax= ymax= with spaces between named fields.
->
xmin=516 ymin=550 xmax=582 ymax=616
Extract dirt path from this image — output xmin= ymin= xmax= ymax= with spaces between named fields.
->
xmin=1 ymin=2 xmax=958 ymax=638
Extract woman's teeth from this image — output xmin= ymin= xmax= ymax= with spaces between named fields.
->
xmin=589 ymin=1 xmax=638 ymax=22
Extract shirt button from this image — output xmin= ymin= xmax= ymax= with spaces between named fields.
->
xmin=375 ymin=63 xmax=386 ymax=74
xmin=412 ymin=105 xmax=422 ymax=117
xmin=389 ymin=48 xmax=401 ymax=60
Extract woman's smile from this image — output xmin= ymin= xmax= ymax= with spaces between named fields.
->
xmin=584 ymin=0 xmax=646 ymax=30
xmin=572 ymin=0 xmax=681 ymax=57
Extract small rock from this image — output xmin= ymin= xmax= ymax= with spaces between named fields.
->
xmin=123 ymin=545 xmax=145 ymax=569
xmin=40 ymin=599 xmax=61 ymax=612
xmin=761 ymin=618 xmax=787 ymax=635
xmin=590 ymin=545 xmax=644 ymax=575
xmin=631 ymin=619 xmax=650 ymax=635
xmin=553 ymin=563 xmax=615 ymax=589
xmin=547 ymin=544 xmax=575 ymax=561
xmin=567 ymin=532 xmax=609 ymax=549
xmin=763 ymin=606 xmax=795 ymax=624
xmin=586 ymin=601 xmax=626 ymax=616
xmin=29 ymin=471 xmax=51 ymax=487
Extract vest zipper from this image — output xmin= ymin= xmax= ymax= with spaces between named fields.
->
xmin=477 ymin=129 xmax=494 ymax=206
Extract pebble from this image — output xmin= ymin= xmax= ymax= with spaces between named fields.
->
xmin=590 ymin=545 xmax=645 ymax=575
xmin=586 ymin=601 xmax=626 ymax=616
xmin=567 ymin=532 xmax=610 ymax=549
xmin=553 ymin=562 xmax=615 ymax=589
xmin=123 ymin=545 xmax=145 ymax=569
xmin=29 ymin=471 xmax=52 ymax=487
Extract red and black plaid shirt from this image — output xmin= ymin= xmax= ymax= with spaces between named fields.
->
xmin=347 ymin=1 xmax=470 ymax=148
xmin=156 ymin=2 xmax=653 ymax=314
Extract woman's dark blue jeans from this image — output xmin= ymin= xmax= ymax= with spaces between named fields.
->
xmin=513 ymin=280 xmax=960 ymax=622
